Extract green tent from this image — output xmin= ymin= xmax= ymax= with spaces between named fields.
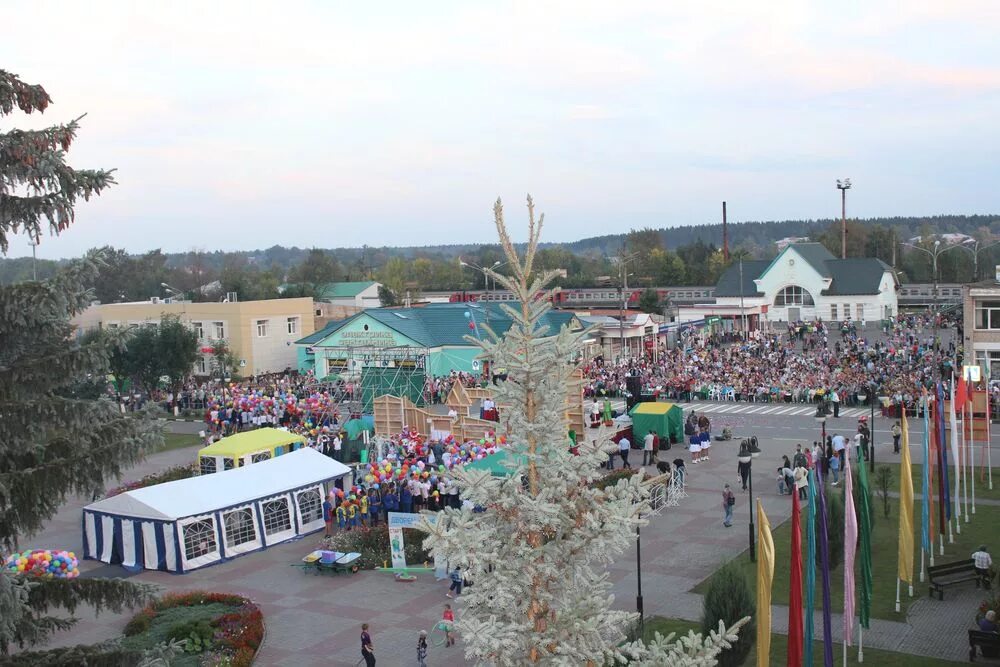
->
xmin=463 ymin=449 xmax=528 ymax=477
xmin=628 ymin=401 xmax=684 ymax=444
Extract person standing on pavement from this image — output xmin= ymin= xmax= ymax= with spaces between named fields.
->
xmin=792 ymin=445 xmax=807 ymax=470
xmin=891 ymin=421 xmax=902 ymax=454
xmin=618 ymin=435 xmax=632 ymax=469
xmin=831 ymin=388 xmax=841 ymax=418
xmin=722 ymin=484 xmax=735 ymax=527
xmin=360 ymin=623 xmax=376 ymax=667
xmin=416 ymin=630 xmax=428 ymax=666
xmin=643 ymin=430 xmax=655 ymax=467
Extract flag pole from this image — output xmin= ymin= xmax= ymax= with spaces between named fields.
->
xmin=971 ymin=401 xmax=977 ymax=515
xmin=989 ymin=390 xmax=994 ymax=491
xmin=964 ymin=401 xmax=970 ymax=522
xmin=858 ymin=626 xmax=864 ymax=663
xmin=895 ymin=578 xmax=901 ymax=613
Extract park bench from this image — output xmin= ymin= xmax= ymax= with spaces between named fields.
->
xmin=927 ymin=558 xmax=979 ymax=600
xmin=969 ymin=629 xmax=1000 ymax=661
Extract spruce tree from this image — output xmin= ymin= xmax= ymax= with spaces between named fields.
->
xmin=420 ymin=196 xmax=745 ymax=665
xmin=1 ymin=69 xmax=160 ymax=655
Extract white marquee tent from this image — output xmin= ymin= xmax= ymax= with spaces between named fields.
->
xmin=82 ymin=448 xmax=350 ymax=573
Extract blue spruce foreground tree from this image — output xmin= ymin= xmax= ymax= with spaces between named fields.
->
xmin=0 ymin=70 xmax=162 ymax=660
xmin=419 ymin=196 xmax=747 ymax=666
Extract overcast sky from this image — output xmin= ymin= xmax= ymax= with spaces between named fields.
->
xmin=6 ymin=1 xmax=1000 ymax=259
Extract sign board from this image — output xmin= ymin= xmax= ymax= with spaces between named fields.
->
xmin=964 ymin=364 xmax=982 ymax=382
xmin=387 ymin=512 xmax=439 ymax=570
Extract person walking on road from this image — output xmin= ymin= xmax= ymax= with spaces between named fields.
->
xmin=618 ymin=436 xmax=632 ymax=469
xmin=643 ymin=430 xmax=656 ymax=467
xmin=722 ymin=484 xmax=735 ymax=527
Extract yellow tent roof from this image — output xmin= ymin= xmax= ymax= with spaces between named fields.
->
xmin=629 ymin=402 xmax=678 ymax=415
xmin=198 ymin=428 xmax=306 ymax=459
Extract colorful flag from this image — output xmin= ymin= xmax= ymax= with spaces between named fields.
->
xmin=921 ymin=397 xmax=931 ymax=555
xmin=816 ymin=466 xmax=834 ymax=667
xmin=805 ymin=469 xmax=817 ymax=665
xmin=936 ymin=382 xmax=951 ymax=524
xmin=756 ymin=499 xmax=775 ymax=667
xmin=788 ymin=491 xmax=804 ymax=666
xmin=857 ymin=444 xmax=873 ymax=629
xmin=898 ymin=409 xmax=915 ymax=585
xmin=843 ymin=447 xmax=858 ymax=646
xmin=949 ymin=376 xmax=962 ymax=525
xmin=955 ymin=375 xmax=968 ymax=407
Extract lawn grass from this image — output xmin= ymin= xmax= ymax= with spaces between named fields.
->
xmin=158 ymin=432 xmax=203 ymax=452
xmin=878 ymin=460 xmax=1000 ymax=503
xmin=693 ymin=470 xmax=1000 ymax=621
xmin=642 ymin=616 xmax=964 ymax=666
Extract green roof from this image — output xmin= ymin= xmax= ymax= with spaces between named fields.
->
xmin=822 ymin=258 xmax=894 ymax=295
xmin=463 ymin=449 xmax=527 ymax=476
xmin=300 ymin=303 xmax=581 ymax=349
xmin=714 ymin=261 xmax=768 ymax=297
xmin=317 ymin=281 xmax=378 ymax=299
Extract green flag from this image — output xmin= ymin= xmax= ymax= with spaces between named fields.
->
xmin=857 ymin=448 xmax=874 ymax=629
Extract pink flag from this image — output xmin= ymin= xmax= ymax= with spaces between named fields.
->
xmin=843 ymin=446 xmax=858 ymax=646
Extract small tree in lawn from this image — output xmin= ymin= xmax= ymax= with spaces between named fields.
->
xmin=419 ymin=196 xmax=745 ymax=666
xmin=700 ymin=561 xmax=755 ymax=667
xmin=0 ymin=70 xmax=161 ymax=655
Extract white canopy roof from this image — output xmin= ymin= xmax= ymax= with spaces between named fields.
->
xmin=84 ymin=448 xmax=349 ymax=521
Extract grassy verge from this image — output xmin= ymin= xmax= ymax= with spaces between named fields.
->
xmin=877 ymin=461 xmax=1000 ymax=503
xmin=158 ymin=432 xmax=203 ymax=452
xmin=642 ymin=617 xmax=964 ymax=666
xmin=694 ymin=478 xmax=1000 ymax=621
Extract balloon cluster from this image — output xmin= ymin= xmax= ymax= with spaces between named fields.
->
xmin=362 ymin=430 xmax=507 ymax=489
xmin=4 ymin=549 xmax=80 ymax=579
xmin=208 ymin=388 xmax=338 ymax=424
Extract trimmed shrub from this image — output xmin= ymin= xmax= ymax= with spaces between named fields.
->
xmin=700 ymin=560 xmax=755 ymax=667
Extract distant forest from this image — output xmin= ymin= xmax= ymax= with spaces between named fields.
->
xmin=3 ymin=214 xmax=998 ymax=303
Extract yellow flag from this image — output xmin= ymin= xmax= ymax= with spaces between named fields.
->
xmin=897 ymin=410 xmax=915 ymax=584
xmin=756 ymin=499 xmax=774 ymax=667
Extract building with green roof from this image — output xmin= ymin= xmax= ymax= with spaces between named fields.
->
xmin=295 ymin=302 xmax=582 ymax=379
xmin=683 ymin=242 xmax=898 ymax=330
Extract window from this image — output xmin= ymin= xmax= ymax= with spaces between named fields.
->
xmin=196 ymin=357 xmax=208 ymax=375
xmin=856 ymin=303 xmax=864 ymax=320
xmin=262 ymin=499 xmax=292 ymax=536
xmin=286 ymin=317 xmax=299 ymax=335
xmin=213 ymin=321 xmax=226 ymax=339
xmin=183 ymin=519 xmax=217 ymax=560
xmin=830 ymin=304 xmax=838 ymax=319
xmin=256 ymin=320 xmax=268 ymax=337
xmin=199 ymin=456 xmax=217 ymax=475
xmin=223 ymin=457 xmax=235 ymax=470
xmin=773 ymin=285 xmax=814 ymax=307
xmin=223 ymin=508 xmax=257 ymax=546
xmin=843 ymin=304 xmax=850 ymax=319
xmin=297 ymin=489 xmax=322 ymax=524
xmin=193 ymin=321 xmax=204 ymax=340
xmin=975 ymin=301 xmax=1000 ymax=330
xmin=250 ymin=451 xmax=271 ymax=464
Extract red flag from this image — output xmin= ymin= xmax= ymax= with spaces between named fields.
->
xmin=788 ymin=491 xmax=804 ymax=666
xmin=955 ymin=376 xmax=968 ymax=408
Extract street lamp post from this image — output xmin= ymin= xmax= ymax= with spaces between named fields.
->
xmin=836 ymin=178 xmax=852 ymax=259
xmin=901 ymin=239 xmax=963 ymax=367
xmin=459 ymin=259 xmax=506 ymax=324
xmin=739 ymin=438 xmax=761 ymax=562
xmin=957 ymin=238 xmax=1000 ymax=282
xmin=28 ymin=240 xmax=39 ymax=281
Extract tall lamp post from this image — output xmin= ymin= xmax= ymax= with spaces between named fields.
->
xmin=459 ymin=259 xmax=505 ymax=324
xmin=902 ymin=238 xmax=963 ymax=367
xmin=28 ymin=239 xmax=39 ymax=281
xmin=857 ymin=382 xmax=876 ymax=473
xmin=836 ymin=178 xmax=852 ymax=259
xmin=738 ymin=438 xmax=762 ymax=562
xmin=957 ymin=237 xmax=1000 ymax=282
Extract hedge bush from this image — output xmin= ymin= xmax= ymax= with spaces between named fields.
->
xmin=700 ymin=560 xmax=755 ymax=667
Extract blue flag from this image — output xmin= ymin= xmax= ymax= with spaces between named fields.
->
xmin=815 ymin=466 xmax=833 ymax=667
xmin=805 ymin=468 xmax=817 ymax=664
xmin=936 ymin=382 xmax=951 ymax=522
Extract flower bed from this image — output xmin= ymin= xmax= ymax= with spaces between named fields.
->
xmin=105 ymin=463 xmax=197 ymax=498
xmin=323 ymin=525 xmax=430 ymax=570
xmin=122 ymin=591 xmax=264 ymax=667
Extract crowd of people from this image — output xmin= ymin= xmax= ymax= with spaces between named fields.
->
xmin=583 ymin=313 xmax=963 ymax=413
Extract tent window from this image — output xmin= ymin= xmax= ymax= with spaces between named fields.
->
xmin=262 ymin=499 xmax=292 ymax=535
xmin=251 ymin=451 xmax=271 ymax=464
xmin=297 ymin=489 xmax=322 ymax=524
xmin=183 ymin=519 xmax=217 ymax=560
xmin=223 ymin=458 xmax=235 ymax=470
xmin=199 ymin=456 xmax=216 ymax=475
xmin=223 ymin=508 xmax=257 ymax=546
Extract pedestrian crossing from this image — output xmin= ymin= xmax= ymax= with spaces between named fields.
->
xmin=665 ymin=401 xmax=869 ymax=418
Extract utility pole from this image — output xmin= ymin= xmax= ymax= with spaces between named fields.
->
xmin=28 ymin=240 xmax=38 ymax=281
xmin=739 ymin=257 xmax=747 ymax=334
xmin=722 ymin=201 xmax=729 ymax=263
xmin=837 ymin=178 xmax=852 ymax=259
xmin=615 ymin=249 xmax=637 ymax=363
